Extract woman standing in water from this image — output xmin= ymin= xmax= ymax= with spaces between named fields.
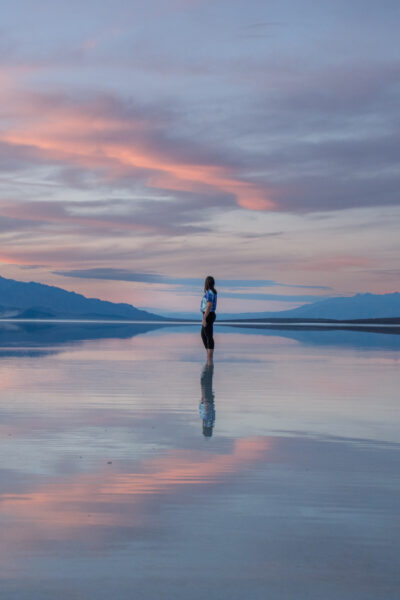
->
xmin=201 ymin=276 xmax=217 ymax=364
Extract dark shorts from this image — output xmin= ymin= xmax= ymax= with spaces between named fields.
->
xmin=201 ymin=311 xmax=216 ymax=350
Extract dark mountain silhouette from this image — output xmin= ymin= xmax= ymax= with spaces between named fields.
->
xmin=2 ymin=275 xmax=399 ymax=322
xmin=220 ymin=292 xmax=400 ymax=321
xmin=0 ymin=275 xmax=164 ymax=320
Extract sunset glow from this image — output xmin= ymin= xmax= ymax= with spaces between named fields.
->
xmin=0 ymin=0 xmax=399 ymax=313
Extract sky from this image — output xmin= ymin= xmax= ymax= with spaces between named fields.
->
xmin=0 ymin=0 xmax=399 ymax=314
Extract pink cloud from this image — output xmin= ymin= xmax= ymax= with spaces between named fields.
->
xmin=302 ymin=255 xmax=373 ymax=271
xmin=0 ymin=89 xmax=275 ymax=211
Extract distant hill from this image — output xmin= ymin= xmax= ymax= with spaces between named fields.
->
xmin=281 ymin=292 xmax=400 ymax=320
xmin=0 ymin=275 xmax=164 ymax=320
xmin=1 ymin=275 xmax=399 ymax=322
xmin=220 ymin=292 xmax=400 ymax=321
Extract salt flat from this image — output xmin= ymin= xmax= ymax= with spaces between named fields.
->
xmin=0 ymin=323 xmax=399 ymax=599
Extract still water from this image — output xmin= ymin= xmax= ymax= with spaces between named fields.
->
xmin=0 ymin=322 xmax=399 ymax=599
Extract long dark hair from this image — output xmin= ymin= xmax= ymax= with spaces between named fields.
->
xmin=204 ymin=275 xmax=217 ymax=294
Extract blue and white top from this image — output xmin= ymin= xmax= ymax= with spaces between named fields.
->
xmin=200 ymin=289 xmax=217 ymax=313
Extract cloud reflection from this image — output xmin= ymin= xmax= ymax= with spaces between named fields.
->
xmin=0 ymin=437 xmax=270 ymax=552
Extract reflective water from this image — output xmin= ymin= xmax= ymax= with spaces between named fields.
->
xmin=0 ymin=322 xmax=399 ymax=599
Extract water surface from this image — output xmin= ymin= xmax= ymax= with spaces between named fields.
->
xmin=0 ymin=322 xmax=399 ymax=599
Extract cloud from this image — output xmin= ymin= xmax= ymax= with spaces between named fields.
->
xmin=1 ymin=57 xmax=400 ymax=219
xmin=0 ymin=215 xmax=39 ymax=233
xmin=0 ymin=197 xmax=210 ymax=237
xmin=53 ymin=267 xmax=331 ymax=290
xmin=0 ymin=10 xmax=399 ymax=299
xmin=0 ymin=89 xmax=275 ymax=212
xmin=18 ymin=264 xmax=46 ymax=270
xmin=301 ymin=255 xmax=373 ymax=271
xmin=54 ymin=268 xmax=165 ymax=283
xmin=221 ymin=292 xmax=330 ymax=302
xmin=238 ymin=20 xmax=284 ymax=39
xmin=214 ymin=60 xmax=400 ymax=212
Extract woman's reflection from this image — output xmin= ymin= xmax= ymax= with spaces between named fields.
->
xmin=199 ymin=363 xmax=216 ymax=437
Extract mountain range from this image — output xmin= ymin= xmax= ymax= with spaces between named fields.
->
xmin=0 ymin=275 xmax=163 ymax=320
xmin=219 ymin=292 xmax=400 ymax=321
xmin=0 ymin=275 xmax=399 ymax=321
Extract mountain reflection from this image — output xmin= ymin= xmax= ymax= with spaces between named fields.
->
xmin=222 ymin=323 xmax=400 ymax=350
xmin=199 ymin=363 xmax=216 ymax=437
xmin=0 ymin=321 xmax=170 ymax=358
xmin=1 ymin=322 xmax=400 ymax=361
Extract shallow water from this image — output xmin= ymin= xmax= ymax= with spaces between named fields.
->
xmin=0 ymin=322 xmax=399 ymax=599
